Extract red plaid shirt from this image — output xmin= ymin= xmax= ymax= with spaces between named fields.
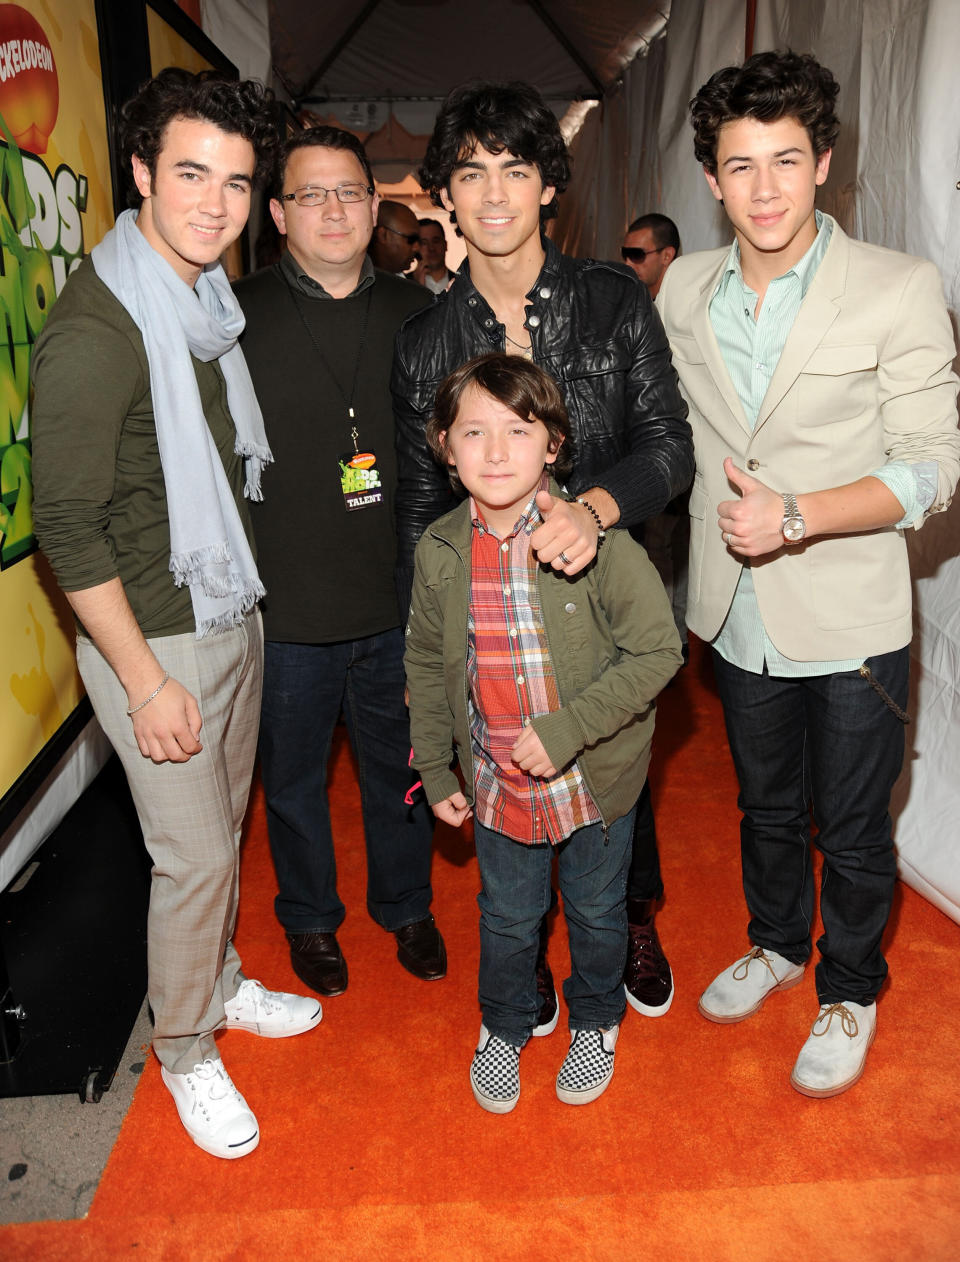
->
xmin=467 ymin=483 xmax=601 ymax=845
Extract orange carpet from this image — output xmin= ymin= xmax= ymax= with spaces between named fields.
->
xmin=3 ymin=638 xmax=959 ymax=1260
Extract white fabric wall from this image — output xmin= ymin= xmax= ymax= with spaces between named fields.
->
xmin=557 ymin=0 xmax=742 ymax=258
xmin=559 ymin=0 xmax=960 ymax=922
xmin=200 ymin=0 xmax=272 ymax=87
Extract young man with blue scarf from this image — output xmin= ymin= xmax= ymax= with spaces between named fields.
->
xmin=32 ymin=68 xmax=320 ymax=1160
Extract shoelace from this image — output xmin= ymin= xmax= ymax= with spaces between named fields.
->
xmin=235 ymin=979 xmax=283 ymax=1016
xmin=811 ymin=1002 xmax=859 ymax=1039
xmin=191 ymin=1059 xmax=234 ymax=1104
xmin=625 ymin=924 xmax=662 ymax=981
xmin=732 ymin=946 xmax=781 ymax=985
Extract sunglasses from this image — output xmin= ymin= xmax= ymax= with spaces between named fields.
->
xmin=383 ymin=225 xmax=420 ymax=245
xmin=621 ymin=245 xmax=667 ymax=263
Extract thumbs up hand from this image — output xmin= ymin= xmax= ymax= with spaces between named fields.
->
xmin=530 ymin=490 xmax=599 ymax=573
xmin=717 ymin=456 xmax=788 ymax=556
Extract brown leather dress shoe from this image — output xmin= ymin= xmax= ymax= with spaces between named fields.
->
xmin=394 ymin=915 xmax=447 ymax=980
xmin=286 ymin=931 xmax=348 ymax=997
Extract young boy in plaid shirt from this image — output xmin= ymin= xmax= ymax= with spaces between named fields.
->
xmin=404 ymin=353 xmax=682 ymax=1112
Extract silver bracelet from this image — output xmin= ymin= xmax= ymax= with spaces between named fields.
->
xmin=126 ymin=672 xmax=170 ymax=716
xmin=575 ymin=496 xmax=606 ymax=540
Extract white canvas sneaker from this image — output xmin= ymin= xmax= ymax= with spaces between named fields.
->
xmin=223 ymin=978 xmax=322 ymax=1037
xmin=698 ymin=946 xmax=805 ymax=1023
xmin=790 ymin=1001 xmax=877 ymax=1098
xmin=161 ymin=1058 xmax=259 ymax=1159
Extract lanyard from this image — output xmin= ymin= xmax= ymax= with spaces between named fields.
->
xmin=284 ymin=272 xmax=373 ymax=439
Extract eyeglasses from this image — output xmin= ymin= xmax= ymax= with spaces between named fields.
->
xmin=279 ymin=183 xmax=373 ymax=206
xmin=621 ymin=245 xmax=667 ymax=263
xmin=382 ymin=224 xmax=420 ymax=245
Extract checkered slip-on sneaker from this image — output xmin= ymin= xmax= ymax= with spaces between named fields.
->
xmin=470 ymin=1025 xmax=521 ymax=1114
xmin=556 ymin=1025 xmax=619 ymax=1106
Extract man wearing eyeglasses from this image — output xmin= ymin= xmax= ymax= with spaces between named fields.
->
xmin=621 ymin=213 xmax=680 ymax=299
xmin=415 ymin=218 xmax=455 ymax=294
xmin=234 ymin=127 xmax=446 ymax=1003
xmin=369 ymin=199 xmax=422 ymax=275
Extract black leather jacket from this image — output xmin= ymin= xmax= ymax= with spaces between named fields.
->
xmin=392 ymin=236 xmax=693 ymax=611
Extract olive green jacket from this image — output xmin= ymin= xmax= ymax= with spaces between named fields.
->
xmin=404 ymin=489 xmax=682 ymax=829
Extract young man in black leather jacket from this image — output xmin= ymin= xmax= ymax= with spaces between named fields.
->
xmin=392 ymin=80 xmax=694 ymax=1028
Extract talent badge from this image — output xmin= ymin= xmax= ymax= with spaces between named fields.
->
xmin=339 ymin=445 xmax=383 ymax=511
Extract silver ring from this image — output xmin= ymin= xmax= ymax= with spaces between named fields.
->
xmin=558 ymin=551 xmax=571 ymax=565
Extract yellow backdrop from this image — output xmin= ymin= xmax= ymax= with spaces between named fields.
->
xmin=0 ymin=0 xmax=113 ymax=805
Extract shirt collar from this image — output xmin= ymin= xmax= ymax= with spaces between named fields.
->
xmin=715 ymin=209 xmax=832 ymax=300
xmin=279 ymin=249 xmax=376 ymax=299
xmin=457 ymin=233 xmax=558 ymax=306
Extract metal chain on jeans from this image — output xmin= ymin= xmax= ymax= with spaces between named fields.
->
xmin=858 ymin=664 xmax=910 ymax=724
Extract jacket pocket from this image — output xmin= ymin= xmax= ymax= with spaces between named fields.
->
xmin=803 ymin=344 xmax=877 ymax=375
xmin=809 ymin=534 xmax=909 ymax=631
xmin=797 ymin=344 xmax=878 ymax=429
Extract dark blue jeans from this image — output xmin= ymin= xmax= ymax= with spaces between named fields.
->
xmin=259 ymin=629 xmax=434 ymax=934
xmin=712 ymin=647 xmax=909 ymax=1006
xmin=474 ymin=810 xmax=634 ymax=1046
xmin=627 ymin=779 xmax=663 ymax=901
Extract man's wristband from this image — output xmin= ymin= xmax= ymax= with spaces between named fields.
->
xmin=127 ymin=672 xmax=170 ymax=716
xmin=575 ymin=496 xmax=606 ymax=539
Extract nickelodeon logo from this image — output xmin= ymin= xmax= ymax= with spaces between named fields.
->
xmin=0 ymin=4 xmax=57 ymax=153
xmin=0 ymin=35 xmax=54 ymax=80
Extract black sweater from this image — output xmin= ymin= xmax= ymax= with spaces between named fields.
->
xmin=236 ymin=258 xmax=430 ymax=643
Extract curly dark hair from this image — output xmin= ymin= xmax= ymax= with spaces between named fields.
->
xmin=120 ymin=67 xmax=278 ymax=205
xmin=419 ymin=81 xmax=570 ymax=228
xmin=690 ymin=51 xmax=840 ymax=175
xmin=427 ymin=352 xmax=573 ymax=496
xmin=275 ymin=125 xmax=374 ymax=198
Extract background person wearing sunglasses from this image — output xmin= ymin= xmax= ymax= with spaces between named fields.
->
xmin=621 ymin=213 xmax=691 ymax=668
xmin=621 ymin=213 xmax=680 ymax=299
xmin=370 ymin=199 xmax=422 ymax=276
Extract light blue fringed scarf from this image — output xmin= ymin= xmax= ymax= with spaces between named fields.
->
xmin=92 ymin=209 xmax=272 ymax=637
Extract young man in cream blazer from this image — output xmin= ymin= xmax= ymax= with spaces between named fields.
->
xmin=657 ymin=51 xmax=960 ymax=1097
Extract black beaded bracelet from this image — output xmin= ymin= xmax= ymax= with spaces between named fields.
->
xmin=575 ymin=496 xmax=606 ymax=539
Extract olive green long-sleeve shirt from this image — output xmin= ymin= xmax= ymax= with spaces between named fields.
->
xmin=31 ymin=257 xmax=252 ymax=638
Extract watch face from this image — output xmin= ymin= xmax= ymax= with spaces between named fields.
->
xmin=782 ymin=517 xmax=806 ymax=542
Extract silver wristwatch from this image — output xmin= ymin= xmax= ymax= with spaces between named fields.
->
xmin=781 ymin=493 xmax=806 ymax=544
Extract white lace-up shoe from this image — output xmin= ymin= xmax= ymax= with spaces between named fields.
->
xmin=556 ymin=1025 xmax=619 ymax=1105
xmin=790 ymin=1001 xmax=877 ymax=1098
xmin=470 ymin=1025 xmax=521 ymax=1113
xmin=161 ymin=1058 xmax=259 ymax=1159
xmin=223 ymin=978 xmax=322 ymax=1037
xmin=698 ymin=946 xmax=805 ymax=1023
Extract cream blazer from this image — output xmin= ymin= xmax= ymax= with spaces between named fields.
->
xmin=657 ymin=219 xmax=960 ymax=662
